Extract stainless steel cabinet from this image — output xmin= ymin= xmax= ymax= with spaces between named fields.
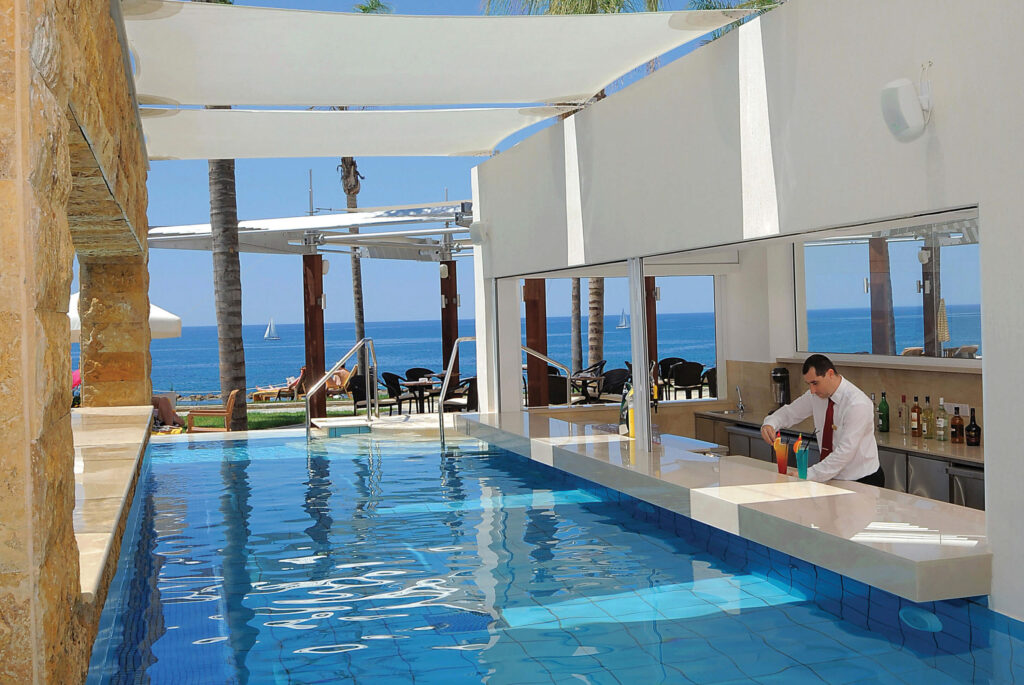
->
xmin=726 ymin=425 xmax=773 ymax=462
xmin=907 ymin=455 xmax=950 ymax=502
xmin=878 ymin=448 xmax=908 ymax=493
xmin=948 ymin=464 xmax=985 ymax=510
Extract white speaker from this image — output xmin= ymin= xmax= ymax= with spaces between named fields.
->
xmin=881 ymin=78 xmax=926 ymax=142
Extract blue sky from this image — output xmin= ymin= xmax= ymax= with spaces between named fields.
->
xmin=72 ymin=0 xmax=979 ymax=327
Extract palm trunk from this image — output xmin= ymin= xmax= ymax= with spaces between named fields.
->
xmin=570 ymin=277 xmax=582 ymax=372
xmin=209 ymin=157 xmax=248 ymax=430
xmin=340 ymin=156 xmax=367 ymax=372
xmin=587 ymin=277 xmax=604 ymax=367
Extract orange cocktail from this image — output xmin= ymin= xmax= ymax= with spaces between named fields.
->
xmin=773 ymin=436 xmax=788 ymax=474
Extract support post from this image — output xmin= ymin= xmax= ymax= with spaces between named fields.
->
xmin=440 ymin=259 xmax=459 ymax=383
xmin=523 ymin=279 xmax=549 ymax=407
xmin=922 ymin=237 xmax=942 ymax=357
xmin=645 ymin=276 xmax=658 ymax=387
xmin=303 ymin=254 xmax=326 ymax=418
xmin=869 ymin=237 xmax=896 ymax=355
xmin=628 ymin=258 xmax=653 ymax=450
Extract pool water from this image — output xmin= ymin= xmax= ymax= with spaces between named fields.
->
xmin=88 ymin=433 xmax=1020 ymax=684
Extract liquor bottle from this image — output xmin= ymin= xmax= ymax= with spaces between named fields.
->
xmin=965 ymin=408 xmax=982 ymax=447
xmin=921 ymin=396 xmax=934 ymax=439
xmin=950 ymin=407 xmax=965 ymax=444
xmin=870 ymin=392 xmax=877 ymax=417
xmin=910 ymin=396 xmax=922 ymax=438
xmin=898 ymin=394 xmax=910 ymax=435
xmin=877 ymin=392 xmax=890 ymax=432
xmin=935 ymin=397 xmax=948 ymax=442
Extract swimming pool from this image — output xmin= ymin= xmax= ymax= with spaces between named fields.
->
xmin=88 ymin=431 xmax=1022 ymax=683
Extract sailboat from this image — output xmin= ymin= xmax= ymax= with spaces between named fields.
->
xmin=616 ymin=308 xmax=630 ymax=329
xmin=264 ymin=318 xmax=280 ymax=340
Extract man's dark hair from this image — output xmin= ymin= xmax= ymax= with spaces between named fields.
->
xmin=802 ymin=354 xmax=836 ymax=376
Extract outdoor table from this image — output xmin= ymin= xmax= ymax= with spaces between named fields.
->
xmin=401 ymin=378 xmax=440 ymax=413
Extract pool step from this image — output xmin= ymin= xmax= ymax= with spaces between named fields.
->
xmin=310 ymin=417 xmax=371 ymax=437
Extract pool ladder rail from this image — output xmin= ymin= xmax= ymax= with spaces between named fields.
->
xmin=305 ymin=337 xmax=380 ymax=440
xmin=437 ymin=339 xmax=573 ymax=449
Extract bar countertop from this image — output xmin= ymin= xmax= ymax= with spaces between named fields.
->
xmin=696 ymin=404 xmax=984 ymax=466
xmin=457 ymin=411 xmax=990 ymax=603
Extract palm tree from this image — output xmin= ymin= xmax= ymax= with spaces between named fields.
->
xmin=485 ymin=0 xmax=664 ymax=369
xmin=687 ymin=0 xmax=778 ymax=41
xmin=199 ymin=0 xmax=246 ymax=430
xmin=340 ymin=0 xmax=392 ymax=373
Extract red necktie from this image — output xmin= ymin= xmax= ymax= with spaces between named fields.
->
xmin=821 ymin=399 xmax=836 ymax=459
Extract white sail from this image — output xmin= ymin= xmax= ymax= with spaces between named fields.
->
xmin=616 ymin=309 xmax=629 ymax=329
xmin=264 ymin=318 xmax=280 ymax=340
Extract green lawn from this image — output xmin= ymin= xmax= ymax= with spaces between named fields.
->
xmin=188 ymin=408 xmax=357 ymax=431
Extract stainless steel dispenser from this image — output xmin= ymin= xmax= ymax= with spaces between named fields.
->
xmin=771 ymin=367 xmax=791 ymax=407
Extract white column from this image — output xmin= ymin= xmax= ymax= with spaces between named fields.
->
xmin=628 ymin=257 xmax=652 ymax=450
xmin=495 ymin=277 xmax=523 ymax=414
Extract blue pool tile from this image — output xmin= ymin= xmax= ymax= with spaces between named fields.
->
xmin=758 ymin=624 xmax=851 ymax=665
xmin=809 ymin=656 xmax=902 ymax=684
xmin=841 ymin=604 xmax=870 ymax=631
xmin=841 ymin=577 xmax=870 ymax=599
xmin=893 ymin=664 xmax=971 ymax=685
xmin=755 ymin=664 xmax=830 ymax=684
xmin=671 ymin=652 xmax=746 ymax=683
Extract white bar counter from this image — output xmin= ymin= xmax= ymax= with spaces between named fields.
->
xmin=456 ymin=411 xmax=990 ymax=603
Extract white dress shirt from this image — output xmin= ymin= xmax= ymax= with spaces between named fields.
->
xmin=762 ymin=377 xmax=879 ymax=483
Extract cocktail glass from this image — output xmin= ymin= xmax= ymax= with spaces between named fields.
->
xmin=774 ymin=440 xmax=788 ymax=474
xmin=796 ymin=447 xmax=809 ymax=479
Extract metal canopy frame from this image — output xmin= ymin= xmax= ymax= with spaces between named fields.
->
xmin=148 ymin=201 xmax=475 ymax=262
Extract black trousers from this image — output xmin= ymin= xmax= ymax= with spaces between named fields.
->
xmin=856 ymin=466 xmax=886 ymax=488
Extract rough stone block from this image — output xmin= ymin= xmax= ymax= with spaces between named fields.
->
xmin=0 ymin=181 xmax=24 ymax=307
xmin=80 ymin=351 xmax=147 ymax=384
xmin=0 ymin=310 xmax=26 ymax=440
xmin=33 ymin=310 xmax=72 ymax=429
xmin=82 ymin=379 xmax=151 ymax=407
xmin=0 ymin=584 xmax=33 ymax=682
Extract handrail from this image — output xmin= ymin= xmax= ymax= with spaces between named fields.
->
xmin=438 ymin=336 xmax=476 ymax=450
xmin=305 ymin=337 xmax=379 ymax=440
xmin=521 ymin=345 xmax=573 ymax=409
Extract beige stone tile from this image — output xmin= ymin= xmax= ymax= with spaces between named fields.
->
xmin=75 ymin=532 xmax=110 ymax=601
xmin=73 ymin=496 xmax=124 ymax=535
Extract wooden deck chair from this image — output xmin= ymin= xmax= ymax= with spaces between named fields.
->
xmin=187 ymin=389 xmax=241 ymax=432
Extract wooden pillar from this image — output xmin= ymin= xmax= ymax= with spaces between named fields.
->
xmin=869 ymin=238 xmax=896 ymax=355
xmin=440 ymin=260 xmax=459 ymax=381
xmin=523 ymin=279 xmax=549 ymax=407
xmin=303 ymin=255 xmax=326 ymax=418
xmin=922 ymin=238 xmax=942 ymax=357
xmin=645 ymin=276 xmax=658 ymax=384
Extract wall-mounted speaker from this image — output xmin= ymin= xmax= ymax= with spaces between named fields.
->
xmin=881 ymin=78 xmax=927 ymax=142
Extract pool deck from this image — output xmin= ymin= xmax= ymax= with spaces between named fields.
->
xmin=456 ymin=411 xmax=991 ymax=603
xmin=72 ymin=405 xmax=152 ymax=606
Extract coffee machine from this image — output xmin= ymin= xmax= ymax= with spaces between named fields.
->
xmin=771 ymin=367 xmax=791 ymax=407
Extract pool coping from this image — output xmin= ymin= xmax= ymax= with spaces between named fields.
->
xmin=455 ymin=411 xmax=991 ymax=603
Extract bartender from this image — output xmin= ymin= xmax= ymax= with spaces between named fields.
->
xmin=760 ymin=354 xmax=884 ymax=486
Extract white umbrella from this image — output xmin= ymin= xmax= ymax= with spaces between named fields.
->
xmin=69 ymin=292 xmax=182 ymax=343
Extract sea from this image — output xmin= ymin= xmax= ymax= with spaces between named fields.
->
xmin=70 ymin=305 xmax=981 ymax=397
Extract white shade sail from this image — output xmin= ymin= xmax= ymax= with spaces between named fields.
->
xmin=140 ymin=106 xmax=572 ymax=160
xmin=69 ymin=292 xmax=182 ymax=342
xmin=123 ymin=1 xmax=750 ymax=107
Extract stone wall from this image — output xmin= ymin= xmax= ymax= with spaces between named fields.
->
xmin=0 ymin=0 xmax=148 ymax=679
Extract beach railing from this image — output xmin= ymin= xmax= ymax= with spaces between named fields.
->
xmin=306 ymin=337 xmax=379 ymax=440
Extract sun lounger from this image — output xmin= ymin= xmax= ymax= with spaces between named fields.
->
xmin=186 ymin=389 xmax=241 ymax=432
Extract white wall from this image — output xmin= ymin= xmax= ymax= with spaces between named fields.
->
xmin=474 ymin=0 xmax=1024 ymax=618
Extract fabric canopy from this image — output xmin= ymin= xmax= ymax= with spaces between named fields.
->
xmin=69 ymin=293 xmax=182 ymax=342
xmin=140 ymin=106 xmax=572 ymax=160
xmin=123 ymin=1 xmax=749 ymax=107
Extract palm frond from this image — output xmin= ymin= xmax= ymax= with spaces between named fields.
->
xmin=354 ymin=0 xmax=391 ymax=14
xmin=688 ymin=0 xmax=779 ymax=43
xmin=484 ymin=0 xmax=660 ymax=15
